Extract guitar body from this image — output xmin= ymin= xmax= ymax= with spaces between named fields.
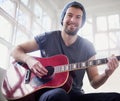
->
xmin=1 ymin=54 xmax=73 ymax=101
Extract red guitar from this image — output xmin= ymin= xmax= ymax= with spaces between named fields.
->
xmin=1 ymin=54 xmax=120 ymax=101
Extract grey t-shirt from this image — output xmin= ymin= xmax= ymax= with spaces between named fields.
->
xmin=35 ymin=30 xmax=96 ymax=92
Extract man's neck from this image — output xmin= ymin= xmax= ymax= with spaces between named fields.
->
xmin=61 ymin=32 xmax=78 ymax=46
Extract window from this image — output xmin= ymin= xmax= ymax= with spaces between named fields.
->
xmin=32 ymin=22 xmax=42 ymax=36
xmin=14 ymin=29 xmax=29 ymax=45
xmin=109 ymin=31 xmax=120 ymax=49
xmin=17 ymin=8 xmax=31 ymax=30
xmin=0 ymin=43 xmax=9 ymax=69
xmin=79 ymin=18 xmax=93 ymax=43
xmin=0 ymin=0 xmax=16 ymax=17
xmin=33 ymin=2 xmax=43 ymax=24
xmin=42 ymin=13 xmax=51 ymax=31
xmin=21 ymin=0 xmax=29 ymax=6
xmin=0 ymin=15 xmax=13 ymax=42
xmin=95 ymin=33 xmax=109 ymax=50
xmin=81 ymin=14 xmax=120 ymax=59
xmin=108 ymin=14 xmax=120 ymax=29
xmin=96 ymin=16 xmax=107 ymax=31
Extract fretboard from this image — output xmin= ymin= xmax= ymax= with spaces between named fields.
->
xmin=54 ymin=55 xmax=120 ymax=73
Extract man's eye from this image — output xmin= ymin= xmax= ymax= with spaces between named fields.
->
xmin=67 ymin=14 xmax=72 ymax=17
xmin=77 ymin=16 xmax=81 ymax=19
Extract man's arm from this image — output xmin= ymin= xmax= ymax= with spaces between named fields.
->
xmin=86 ymin=55 xmax=119 ymax=89
xmin=11 ymin=39 xmax=39 ymax=63
xmin=11 ymin=39 xmax=48 ymax=78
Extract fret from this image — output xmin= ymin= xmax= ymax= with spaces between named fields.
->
xmin=96 ymin=59 xmax=101 ymax=65
xmin=54 ymin=66 xmax=58 ymax=73
xmin=55 ymin=66 xmax=60 ymax=73
xmin=79 ymin=63 xmax=82 ymax=68
xmin=68 ymin=65 xmax=72 ymax=71
xmin=92 ymin=59 xmax=101 ymax=65
xmin=81 ymin=62 xmax=86 ymax=67
xmin=61 ymin=66 xmax=65 ymax=72
xmin=64 ymin=65 xmax=69 ymax=71
xmin=55 ymin=65 xmax=64 ymax=73
xmin=56 ymin=55 xmax=120 ymax=74
xmin=73 ymin=64 xmax=76 ymax=69
xmin=70 ymin=64 xmax=73 ymax=69
xmin=76 ymin=63 xmax=80 ymax=68
xmin=92 ymin=58 xmax=108 ymax=66
xmin=59 ymin=66 xmax=62 ymax=72
xmin=101 ymin=58 xmax=107 ymax=64
xmin=88 ymin=61 xmax=93 ymax=66
xmin=69 ymin=64 xmax=72 ymax=70
xmin=54 ymin=55 xmax=120 ymax=74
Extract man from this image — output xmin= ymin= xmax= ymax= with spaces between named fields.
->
xmin=11 ymin=1 xmax=120 ymax=101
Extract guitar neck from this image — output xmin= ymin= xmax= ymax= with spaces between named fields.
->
xmin=55 ymin=55 xmax=120 ymax=73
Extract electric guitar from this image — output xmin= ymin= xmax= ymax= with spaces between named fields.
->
xmin=1 ymin=54 xmax=120 ymax=101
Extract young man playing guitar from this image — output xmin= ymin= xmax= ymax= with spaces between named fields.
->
xmin=11 ymin=1 xmax=120 ymax=101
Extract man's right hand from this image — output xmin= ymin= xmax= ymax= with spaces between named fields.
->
xmin=25 ymin=56 xmax=48 ymax=78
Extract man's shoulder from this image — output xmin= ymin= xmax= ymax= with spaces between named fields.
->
xmin=45 ymin=30 xmax=61 ymax=34
xmin=44 ymin=30 xmax=61 ymax=38
xmin=78 ymin=36 xmax=93 ymax=45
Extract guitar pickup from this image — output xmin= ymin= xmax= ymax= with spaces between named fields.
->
xmin=25 ymin=70 xmax=31 ymax=84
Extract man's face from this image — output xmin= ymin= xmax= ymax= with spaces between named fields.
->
xmin=62 ymin=7 xmax=83 ymax=36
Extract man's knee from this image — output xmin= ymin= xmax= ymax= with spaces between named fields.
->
xmin=39 ymin=88 xmax=69 ymax=101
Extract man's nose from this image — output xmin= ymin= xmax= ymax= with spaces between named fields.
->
xmin=70 ymin=17 xmax=77 ymax=22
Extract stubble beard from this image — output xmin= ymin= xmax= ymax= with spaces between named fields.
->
xmin=64 ymin=26 xmax=79 ymax=36
xmin=63 ymin=22 xmax=80 ymax=36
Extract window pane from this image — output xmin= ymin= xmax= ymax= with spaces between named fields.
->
xmin=79 ymin=18 xmax=93 ymax=42
xmin=33 ymin=3 xmax=43 ymax=24
xmin=96 ymin=51 xmax=109 ymax=59
xmin=32 ymin=22 xmax=41 ymax=36
xmin=42 ymin=13 xmax=51 ymax=31
xmin=21 ymin=0 xmax=29 ymax=6
xmin=108 ymin=14 xmax=120 ymax=29
xmin=0 ymin=0 xmax=16 ymax=17
xmin=14 ymin=29 xmax=29 ymax=45
xmin=95 ymin=33 xmax=108 ymax=50
xmin=17 ymin=9 xmax=31 ymax=30
xmin=110 ymin=50 xmax=120 ymax=56
xmin=96 ymin=16 xmax=107 ymax=31
xmin=109 ymin=31 xmax=120 ymax=48
xmin=0 ymin=15 xmax=13 ymax=42
xmin=0 ymin=43 xmax=9 ymax=69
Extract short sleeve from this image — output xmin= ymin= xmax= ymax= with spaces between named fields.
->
xmin=34 ymin=32 xmax=47 ymax=50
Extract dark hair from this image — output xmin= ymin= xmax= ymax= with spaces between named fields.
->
xmin=60 ymin=1 xmax=86 ymax=27
xmin=71 ymin=5 xmax=83 ymax=9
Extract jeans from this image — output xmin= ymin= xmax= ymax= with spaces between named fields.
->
xmin=38 ymin=88 xmax=69 ymax=101
xmin=38 ymin=88 xmax=120 ymax=101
